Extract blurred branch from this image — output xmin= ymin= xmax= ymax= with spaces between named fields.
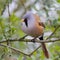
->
xmin=29 ymin=45 xmax=41 ymax=56
xmin=0 ymin=37 xmax=60 ymax=43
xmin=7 ymin=0 xmax=11 ymax=45
xmin=20 ymin=0 xmax=27 ymax=12
xmin=20 ymin=0 xmax=39 ymax=18
xmin=0 ymin=44 xmax=30 ymax=57
xmin=43 ymin=7 xmax=49 ymax=17
xmin=7 ymin=1 xmax=10 ymax=17
xmin=1 ymin=4 xmax=6 ymax=15
xmin=46 ymin=25 xmax=60 ymax=40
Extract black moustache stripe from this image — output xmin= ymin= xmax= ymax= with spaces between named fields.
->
xmin=24 ymin=18 xmax=28 ymax=27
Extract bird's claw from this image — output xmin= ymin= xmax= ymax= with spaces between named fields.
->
xmin=31 ymin=39 xmax=35 ymax=43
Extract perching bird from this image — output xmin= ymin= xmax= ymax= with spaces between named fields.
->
xmin=21 ymin=11 xmax=49 ymax=58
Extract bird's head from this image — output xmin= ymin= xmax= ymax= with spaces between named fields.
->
xmin=21 ymin=11 xmax=34 ymax=27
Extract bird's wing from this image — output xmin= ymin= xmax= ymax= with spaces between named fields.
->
xmin=33 ymin=14 xmax=45 ymax=28
xmin=39 ymin=22 xmax=45 ymax=28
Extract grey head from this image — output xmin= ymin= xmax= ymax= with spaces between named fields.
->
xmin=23 ymin=11 xmax=35 ymax=27
xmin=23 ymin=11 xmax=33 ymax=19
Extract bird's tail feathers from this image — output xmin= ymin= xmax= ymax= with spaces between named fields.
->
xmin=41 ymin=43 xmax=49 ymax=58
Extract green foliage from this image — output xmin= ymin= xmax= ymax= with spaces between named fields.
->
xmin=49 ymin=41 xmax=60 ymax=59
xmin=0 ymin=0 xmax=12 ymax=15
xmin=57 ymin=0 xmax=60 ymax=3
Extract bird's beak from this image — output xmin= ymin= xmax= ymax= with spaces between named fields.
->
xmin=21 ymin=19 xmax=24 ymax=22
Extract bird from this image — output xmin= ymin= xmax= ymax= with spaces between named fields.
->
xmin=21 ymin=11 xmax=49 ymax=58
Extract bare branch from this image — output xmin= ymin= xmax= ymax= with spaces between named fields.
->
xmin=0 ymin=44 xmax=30 ymax=57
xmin=0 ymin=38 xmax=60 ymax=43
xmin=29 ymin=45 xmax=41 ymax=56
xmin=46 ymin=25 xmax=60 ymax=40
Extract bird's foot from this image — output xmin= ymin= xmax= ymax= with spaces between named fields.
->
xmin=31 ymin=38 xmax=36 ymax=43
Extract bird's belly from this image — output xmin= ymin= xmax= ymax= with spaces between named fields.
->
xmin=28 ymin=27 xmax=43 ymax=37
xmin=21 ymin=24 xmax=43 ymax=37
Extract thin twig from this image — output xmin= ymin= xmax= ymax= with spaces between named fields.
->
xmin=0 ymin=44 xmax=30 ymax=57
xmin=19 ymin=35 xmax=28 ymax=40
xmin=7 ymin=0 xmax=10 ymax=17
xmin=29 ymin=45 xmax=41 ymax=56
xmin=46 ymin=25 xmax=60 ymax=40
xmin=20 ymin=0 xmax=27 ymax=12
xmin=0 ymin=35 xmax=27 ymax=43
xmin=1 ymin=4 xmax=6 ymax=15
xmin=7 ymin=0 xmax=11 ymax=45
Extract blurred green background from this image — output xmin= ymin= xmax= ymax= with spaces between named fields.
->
xmin=0 ymin=0 xmax=60 ymax=60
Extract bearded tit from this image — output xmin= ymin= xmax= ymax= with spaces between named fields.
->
xmin=21 ymin=11 xmax=49 ymax=58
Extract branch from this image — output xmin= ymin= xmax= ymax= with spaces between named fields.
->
xmin=1 ymin=4 xmax=6 ymax=15
xmin=20 ymin=0 xmax=27 ymax=12
xmin=0 ymin=38 xmax=60 ymax=43
xmin=46 ymin=25 xmax=60 ymax=40
xmin=0 ymin=44 xmax=30 ymax=57
xmin=29 ymin=45 xmax=41 ymax=56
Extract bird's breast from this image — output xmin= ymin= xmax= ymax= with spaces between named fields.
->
xmin=21 ymin=22 xmax=44 ymax=37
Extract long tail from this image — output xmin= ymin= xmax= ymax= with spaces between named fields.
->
xmin=41 ymin=43 xmax=49 ymax=58
xmin=39 ymin=35 xmax=49 ymax=58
